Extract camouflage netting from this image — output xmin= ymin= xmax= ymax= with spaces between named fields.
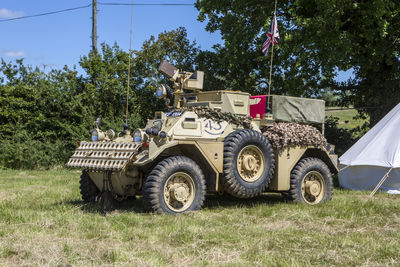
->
xmin=186 ymin=106 xmax=253 ymax=129
xmin=263 ymin=122 xmax=327 ymax=150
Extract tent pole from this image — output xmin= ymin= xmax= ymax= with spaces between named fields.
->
xmin=369 ymin=167 xmax=393 ymax=197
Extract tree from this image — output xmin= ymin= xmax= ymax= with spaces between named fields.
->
xmin=133 ymin=27 xmax=199 ymax=120
xmin=195 ymin=0 xmax=400 ymax=125
xmin=196 ymin=0 xmax=333 ymax=97
xmin=79 ymin=27 xmax=199 ymax=128
xmin=0 ymin=60 xmax=89 ymax=168
xmin=0 ymin=27 xmax=199 ymax=169
xmin=292 ymin=0 xmax=400 ymax=125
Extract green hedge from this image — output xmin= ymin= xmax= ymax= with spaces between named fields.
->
xmin=0 ymin=28 xmax=198 ymax=169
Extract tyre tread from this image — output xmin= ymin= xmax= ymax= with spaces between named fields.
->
xmin=142 ymin=156 xmax=206 ymax=214
xmin=79 ymin=169 xmax=100 ymax=203
xmin=222 ymin=129 xmax=275 ymax=198
xmin=288 ymin=157 xmax=333 ymax=204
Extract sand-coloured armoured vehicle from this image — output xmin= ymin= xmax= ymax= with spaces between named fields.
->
xmin=67 ymin=60 xmax=338 ymax=214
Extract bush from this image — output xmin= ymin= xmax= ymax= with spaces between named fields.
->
xmin=0 ymin=133 xmax=65 ymax=169
xmin=324 ymin=115 xmax=368 ymax=156
xmin=0 ymin=28 xmax=198 ymax=169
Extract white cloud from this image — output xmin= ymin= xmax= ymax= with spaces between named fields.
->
xmin=2 ymin=50 xmax=27 ymax=58
xmin=0 ymin=8 xmax=25 ymax=19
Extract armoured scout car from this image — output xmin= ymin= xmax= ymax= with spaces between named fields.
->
xmin=67 ymin=60 xmax=338 ymax=214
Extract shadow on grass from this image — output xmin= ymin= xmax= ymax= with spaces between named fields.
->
xmin=60 ymin=197 xmax=147 ymax=214
xmin=203 ymin=193 xmax=289 ymax=210
xmin=56 ymin=199 xmax=102 ymax=213
xmin=60 ymin=192 xmax=288 ymax=214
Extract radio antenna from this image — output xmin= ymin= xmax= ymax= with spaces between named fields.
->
xmin=125 ymin=0 xmax=134 ymax=125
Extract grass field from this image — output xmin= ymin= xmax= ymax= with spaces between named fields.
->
xmin=325 ymin=108 xmax=368 ymax=130
xmin=1 ymin=169 xmax=400 ymax=266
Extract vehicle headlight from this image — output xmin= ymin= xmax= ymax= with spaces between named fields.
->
xmin=133 ymin=129 xmax=143 ymax=142
xmin=92 ymin=129 xmax=105 ymax=141
xmin=92 ymin=130 xmax=99 ymax=141
xmin=155 ymin=85 xmax=167 ymax=99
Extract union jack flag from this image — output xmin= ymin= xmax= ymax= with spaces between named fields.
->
xmin=262 ymin=13 xmax=280 ymax=56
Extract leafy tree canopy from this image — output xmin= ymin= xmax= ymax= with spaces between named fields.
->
xmin=195 ymin=0 xmax=400 ymax=124
xmin=0 ymin=28 xmax=197 ymax=169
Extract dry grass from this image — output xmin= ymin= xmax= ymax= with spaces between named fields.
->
xmin=1 ymin=169 xmax=400 ymax=266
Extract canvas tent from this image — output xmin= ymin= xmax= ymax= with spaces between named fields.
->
xmin=339 ymin=103 xmax=400 ymax=193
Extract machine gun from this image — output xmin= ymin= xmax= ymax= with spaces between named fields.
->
xmin=157 ymin=60 xmax=204 ymax=108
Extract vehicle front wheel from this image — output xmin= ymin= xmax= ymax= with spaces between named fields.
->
xmin=79 ymin=170 xmax=100 ymax=203
xmin=142 ymin=156 xmax=206 ymax=214
xmin=288 ymin=157 xmax=333 ymax=204
xmin=222 ymin=129 xmax=275 ymax=198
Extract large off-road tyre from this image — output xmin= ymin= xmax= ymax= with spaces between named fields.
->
xmin=142 ymin=156 xmax=206 ymax=214
xmin=288 ymin=157 xmax=333 ymax=205
xmin=79 ymin=170 xmax=100 ymax=203
xmin=222 ymin=129 xmax=275 ymax=198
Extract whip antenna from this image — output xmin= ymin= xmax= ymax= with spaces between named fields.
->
xmin=126 ymin=0 xmax=134 ymax=125
xmin=267 ymin=0 xmax=278 ymax=112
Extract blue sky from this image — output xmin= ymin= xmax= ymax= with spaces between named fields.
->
xmin=1 ymin=0 xmax=221 ymax=72
xmin=1 ymin=1 xmax=352 ymax=81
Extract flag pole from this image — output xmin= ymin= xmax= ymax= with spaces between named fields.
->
xmin=266 ymin=0 xmax=278 ymax=112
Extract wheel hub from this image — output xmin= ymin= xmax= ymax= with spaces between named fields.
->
xmin=242 ymin=155 xmax=257 ymax=171
xmin=301 ymin=170 xmax=326 ymax=204
xmin=237 ymin=145 xmax=265 ymax=183
xmin=305 ymin=181 xmax=321 ymax=196
xmin=163 ymin=172 xmax=195 ymax=212
xmin=170 ymin=183 xmax=190 ymax=202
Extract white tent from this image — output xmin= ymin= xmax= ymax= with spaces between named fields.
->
xmin=339 ymin=103 xmax=400 ymax=193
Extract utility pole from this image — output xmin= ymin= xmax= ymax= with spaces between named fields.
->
xmin=92 ymin=0 xmax=97 ymax=54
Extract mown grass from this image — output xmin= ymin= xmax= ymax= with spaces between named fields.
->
xmin=325 ymin=108 xmax=368 ymax=130
xmin=1 ymin=169 xmax=400 ymax=266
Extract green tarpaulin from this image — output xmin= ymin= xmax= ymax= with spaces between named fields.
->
xmin=272 ymin=95 xmax=325 ymax=124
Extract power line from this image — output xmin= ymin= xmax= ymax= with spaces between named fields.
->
xmin=98 ymin=2 xmax=193 ymax=6
xmin=0 ymin=2 xmax=194 ymax=23
xmin=0 ymin=4 xmax=92 ymax=23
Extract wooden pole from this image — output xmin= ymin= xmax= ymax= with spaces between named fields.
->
xmin=92 ymin=0 xmax=97 ymax=54
xmin=369 ymin=168 xmax=393 ymax=197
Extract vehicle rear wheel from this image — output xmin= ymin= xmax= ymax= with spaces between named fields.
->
xmin=222 ymin=129 xmax=275 ymax=198
xmin=79 ymin=170 xmax=100 ymax=203
xmin=142 ymin=156 xmax=206 ymax=214
xmin=288 ymin=157 xmax=333 ymax=204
